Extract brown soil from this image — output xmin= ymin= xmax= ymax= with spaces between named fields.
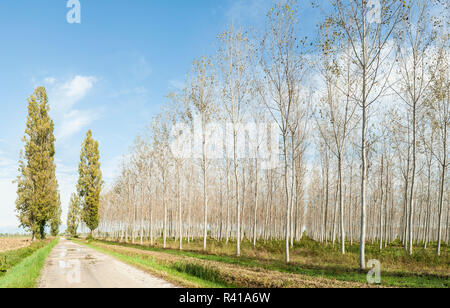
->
xmin=0 ymin=237 xmax=32 ymax=253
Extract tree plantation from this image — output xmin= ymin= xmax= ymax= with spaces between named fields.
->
xmin=4 ymin=0 xmax=449 ymax=291
xmin=93 ymin=0 xmax=449 ymax=270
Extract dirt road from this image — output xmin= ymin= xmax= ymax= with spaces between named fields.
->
xmin=37 ymin=238 xmax=175 ymax=288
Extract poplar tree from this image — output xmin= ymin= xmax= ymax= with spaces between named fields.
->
xmin=15 ymin=87 xmax=60 ymax=240
xmin=326 ymin=0 xmax=405 ymax=269
xmin=15 ymin=159 xmax=34 ymax=238
xmin=78 ymin=130 xmax=103 ymax=238
xmin=67 ymin=193 xmax=82 ymax=237
xmin=50 ymin=195 xmax=62 ymax=236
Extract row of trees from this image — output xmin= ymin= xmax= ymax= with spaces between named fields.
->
xmin=97 ymin=0 xmax=449 ymax=268
xmin=15 ymin=87 xmax=103 ymax=240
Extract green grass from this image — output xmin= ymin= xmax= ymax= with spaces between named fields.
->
xmin=89 ymin=237 xmax=449 ymax=288
xmin=75 ymin=239 xmax=231 ymax=288
xmin=0 ymin=238 xmax=59 ymax=288
xmin=0 ymin=240 xmax=50 ymax=277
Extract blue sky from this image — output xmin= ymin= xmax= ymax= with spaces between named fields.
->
xmin=0 ymin=0 xmax=321 ymax=232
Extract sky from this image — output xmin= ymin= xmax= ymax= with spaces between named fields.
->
xmin=0 ymin=0 xmax=321 ymax=233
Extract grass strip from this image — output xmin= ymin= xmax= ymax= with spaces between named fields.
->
xmin=81 ymin=240 xmax=374 ymax=288
xmin=0 ymin=238 xmax=59 ymax=288
xmin=0 ymin=239 xmax=51 ymax=278
xmin=91 ymin=239 xmax=449 ymax=288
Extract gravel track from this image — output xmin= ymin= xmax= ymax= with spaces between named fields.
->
xmin=37 ymin=238 xmax=175 ymax=288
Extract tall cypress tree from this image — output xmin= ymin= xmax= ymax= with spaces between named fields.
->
xmin=16 ymin=87 xmax=60 ymax=240
xmin=50 ymin=193 xmax=62 ymax=236
xmin=66 ymin=193 xmax=82 ymax=237
xmin=77 ymin=130 xmax=103 ymax=237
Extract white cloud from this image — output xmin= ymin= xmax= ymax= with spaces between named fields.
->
xmin=50 ymin=75 xmax=97 ymax=112
xmin=57 ymin=109 xmax=98 ymax=140
xmin=0 ymin=151 xmax=17 ymax=179
xmin=0 ymin=151 xmax=15 ymax=166
xmin=64 ymin=75 xmax=96 ymax=100
xmin=42 ymin=75 xmax=99 ymax=140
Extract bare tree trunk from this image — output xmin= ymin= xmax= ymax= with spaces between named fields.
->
xmin=283 ymin=135 xmax=290 ymax=263
xmin=338 ymin=155 xmax=345 ymax=254
xmin=234 ymin=128 xmax=241 ymax=256
xmin=163 ymin=183 xmax=167 ymax=249
xmin=379 ymin=156 xmax=384 ymax=250
xmin=349 ymin=163 xmax=353 ymax=245
xmin=253 ymin=158 xmax=259 ymax=247
xmin=324 ymin=152 xmax=330 ymax=244
xmin=360 ymin=84 xmax=367 ymax=270
xmin=437 ymin=148 xmax=447 ymax=255
xmin=226 ymin=168 xmax=230 ymax=244
xmin=424 ymin=158 xmax=432 ymax=248
xmin=202 ymin=119 xmax=208 ymax=251
xmin=408 ymin=107 xmax=417 ymax=255
xmin=150 ymin=194 xmax=153 ymax=246
xmin=178 ymin=166 xmax=182 ymax=250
